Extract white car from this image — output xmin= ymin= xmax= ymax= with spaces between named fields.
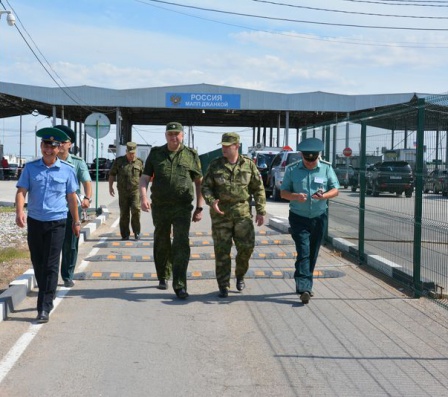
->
xmin=265 ymin=150 xmax=302 ymax=201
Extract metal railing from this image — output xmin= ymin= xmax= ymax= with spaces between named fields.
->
xmin=301 ymin=97 xmax=448 ymax=307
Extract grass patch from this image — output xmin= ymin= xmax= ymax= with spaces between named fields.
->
xmin=0 ymin=247 xmax=30 ymax=263
xmin=0 ymin=206 xmax=15 ymax=213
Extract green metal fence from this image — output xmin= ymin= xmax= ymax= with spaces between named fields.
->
xmin=301 ymin=96 xmax=448 ymax=306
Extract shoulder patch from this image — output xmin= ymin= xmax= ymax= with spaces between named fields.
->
xmin=184 ymin=146 xmax=198 ymax=155
xmin=60 ymin=159 xmax=75 ymax=168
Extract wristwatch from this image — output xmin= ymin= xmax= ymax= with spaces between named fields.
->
xmin=195 ymin=207 xmax=203 ymax=212
xmin=84 ymin=197 xmax=92 ymax=203
xmin=73 ymin=221 xmax=82 ymax=226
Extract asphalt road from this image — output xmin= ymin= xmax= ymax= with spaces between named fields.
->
xmin=1 ymin=182 xmax=448 ymax=396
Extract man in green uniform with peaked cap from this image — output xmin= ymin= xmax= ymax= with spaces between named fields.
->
xmin=202 ymin=132 xmax=266 ymax=298
xmin=109 ymin=142 xmax=144 ymax=240
xmin=139 ymin=122 xmax=204 ymax=300
xmin=281 ymin=137 xmax=339 ymax=304
xmin=55 ymin=125 xmax=92 ymax=288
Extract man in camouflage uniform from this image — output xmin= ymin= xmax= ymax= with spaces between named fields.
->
xmin=202 ymin=132 xmax=266 ymax=298
xmin=55 ymin=125 xmax=92 ymax=288
xmin=139 ymin=122 xmax=204 ymax=300
xmin=109 ymin=142 xmax=144 ymax=240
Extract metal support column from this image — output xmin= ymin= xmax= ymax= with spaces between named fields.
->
xmin=413 ymin=98 xmax=425 ymax=298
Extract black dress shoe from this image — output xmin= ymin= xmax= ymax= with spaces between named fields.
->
xmin=300 ymin=291 xmax=311 ymax=304
xmin=175 ymin=288 xmax=189 ymax=299
xmin=157 ymin=279 xmax=168 ymax=290
xmin=36 ymin=311 xmax=49 ymax=323
xmin=218 ymin=286 xmax=229 ymax=298
xmin=64 ymin=280 xmax=75 ymax=288
xmin=236 ymin=278 xmax=245 ymax=291
xmin=121 ymin=236 xmax=130 ymax=241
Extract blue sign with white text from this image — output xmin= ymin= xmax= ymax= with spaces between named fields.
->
xmin=166 ymin=93 xmax=241 ymax=109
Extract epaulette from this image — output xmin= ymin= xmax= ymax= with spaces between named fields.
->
xmin=320 ymin=159 xmax=332 ymax=165
xmin=151 ymin=146 xmax=164 ymax=152
xmin=60 ymin=159 xmax=75 ymax=168
xmin=70 ymin=155 xmax=84 ymax=161
xmin=183 ymin=146 xmax=198 ymax=155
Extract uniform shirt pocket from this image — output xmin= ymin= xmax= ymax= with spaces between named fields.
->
xmin=49 ymin=176 xmax=67 ymax=193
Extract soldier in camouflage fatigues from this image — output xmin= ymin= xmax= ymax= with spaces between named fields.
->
xmin=202 ymin=132 xmax=266 ymax=298
xmin=139 ymin=122 xmax=204 ymax=300
xmin=109 ymin=142 xmax=144 ymax=240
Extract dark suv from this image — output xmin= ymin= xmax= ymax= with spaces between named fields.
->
xmin=333 ymin=164 xmax=355 ymax=189
xmin=366 ymin=161 xmax=414 ymax=197
xmin=89 ymin=158 xmax=114 ymax=180
xmin=250 ymin=151 xmax=277 ymax=187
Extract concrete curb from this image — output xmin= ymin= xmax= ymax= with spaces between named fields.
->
xmin=268 ymin=217 xmax=435 ymax=294
xmin=0 ymin=205 xmax=110 ymax=323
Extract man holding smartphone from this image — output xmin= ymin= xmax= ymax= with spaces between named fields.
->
xmin=280 ymin=138 xmax=339 ymax=304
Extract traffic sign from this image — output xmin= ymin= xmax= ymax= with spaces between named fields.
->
xmin=343 ymin=147 xmax=352 ymax=157
xmin=85 ymin=112 xmax=111 ymax=139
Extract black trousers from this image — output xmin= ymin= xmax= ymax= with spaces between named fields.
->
xmin=27 ymin=217 xmax=66 ymax=312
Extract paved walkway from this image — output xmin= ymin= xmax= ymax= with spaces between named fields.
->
xmin=0 ymin=180 xmax=447 ymax=396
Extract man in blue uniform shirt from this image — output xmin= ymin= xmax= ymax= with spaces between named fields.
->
xmin=15 ymin=127 xmax=80 ymax=323
xmin=280 ymin=138 xmax=339 ymax=304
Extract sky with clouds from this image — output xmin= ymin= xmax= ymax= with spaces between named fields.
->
xmin=1 ymin=0 xmax=448 ymax=160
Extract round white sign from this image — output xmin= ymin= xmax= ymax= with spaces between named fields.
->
xmin=85 ymin=113 xmax=111 ymax=139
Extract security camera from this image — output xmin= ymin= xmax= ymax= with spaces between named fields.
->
xmin=6 ymin=12 xmax=16 ymax=26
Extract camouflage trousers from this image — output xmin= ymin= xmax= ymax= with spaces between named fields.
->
xmin=151 ymin=204 xmax=193 ymax=291
xmin=211 ymin=212 xmax=255 ymax=288
xmin=118 ymin=189 xmax=141 ymax=238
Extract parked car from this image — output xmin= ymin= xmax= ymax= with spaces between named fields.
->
xmin=5 ymin=163 xmax=19 ymax=180
xmin=333 ymin=164 xmax=355 ymax=189
xmin=366 ymin=161 xmax=414 ymax=197
xmin=250 ymin=151 xmax=277 ymax=187
xmin=350 ymin=165 xmax=375 ymax=192
xmin=443 ymin=181 xmax=448 ymax=197
xmin=89 ymin=158 xmax=114 ymax=180
xmin=265 ymin=150 xmax=302 ymax=201
xmin=423 ymin=169 xmax=448 ymax=194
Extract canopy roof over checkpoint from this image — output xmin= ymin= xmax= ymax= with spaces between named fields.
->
xmin=0 ymin=82 xmax=446 ymax=136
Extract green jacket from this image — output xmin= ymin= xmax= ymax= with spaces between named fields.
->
xmin=109 ymin=156 xmax=144 ymax=192
xmin=202 ymin=155 xmax=266 ymax=215
xmin=143 ymin=144 xmax=202 ymax=206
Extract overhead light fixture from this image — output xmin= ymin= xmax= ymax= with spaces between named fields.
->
xmin=0 ymin=10 xmax=16 ymax=26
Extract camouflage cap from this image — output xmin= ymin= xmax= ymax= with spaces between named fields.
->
xmin=54 ymin=125 xmax=76 ymax=142
xmin=166 ymin=122 xmax=183 ymax=133
xmin=36 ymin=127 xmax=70 ymax=146
xmin=219 ymin=132 xmax=240 ymax=146
xmin=126 ymin=142 xmax=137 ymax=153
xmin=297 ymin=138 xmax=324 ymax=152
